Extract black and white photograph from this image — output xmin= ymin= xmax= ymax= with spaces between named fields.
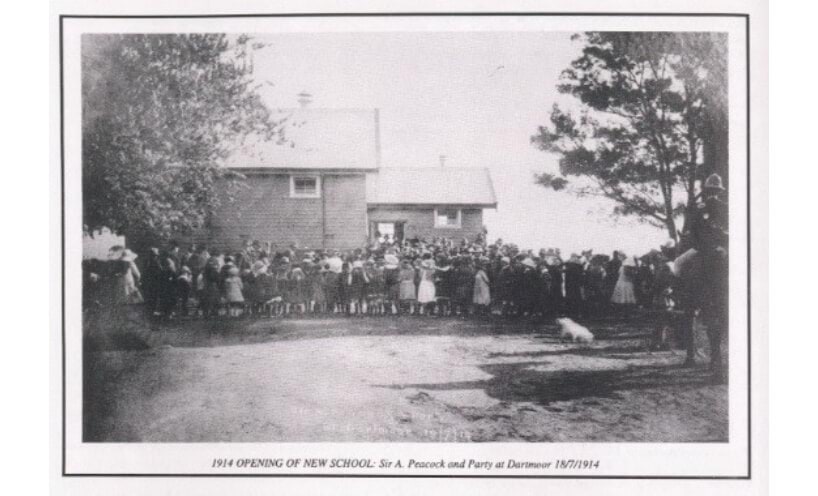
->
xmin=80 ymin=28 xmax=731 ymax=444
xmin=52 ymin=2 xmax=765 ymax=488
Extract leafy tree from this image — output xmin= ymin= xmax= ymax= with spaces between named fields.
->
xmin=82 ymin=34 xmax=282 ymax=243
xmin=532 ymin=32 xmax=727 ymax=241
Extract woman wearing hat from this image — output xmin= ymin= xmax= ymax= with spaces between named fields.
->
xmin=416 ymin=254 xmax=437 ymax=315
xmin=200 ymin=253 xmax=223 ymax=318
xmin=472 ymin=260 xmax=491 ymax=314
xmin=141 ymin=247 xmax=163 ymax=316
xmin=610 ymin=254 xmax=637 ymax=315
xmin=222 ymin=264 xmax=245 ymax=318
xmin=518 ymin=257 xmax=540 ymax=317
xmin=434 ymin=256 xmax=454 ymax=317
xmin=383 ymin=251 xmax=401 ymax=315
xmin=111 ymin=248 xmax=143 ymax=307
xmin=563 ymin=254 xmax=586 ymax=318
xmin=496 ymin=257 xmax=515 ymax=316
xmin=244 ymin=260 xmax=268 ymax=316
xmin=451 ymin=257 xmax=474 ymax=317
xmin=322 ymin=263 xmax=339 ymax=314
xmin=398 ymin=259 xmax=417 ymax=314
xmin=287 ymin=262 xmax=308 ymax=316
xmin=176 ymin=265 xmax=193 ymax=317
xmin=156 ymin=254 xmax=179 ymax=319
xmin=347 ymin=259 xmax=369 ymax=315
xmin=337 ymin=261 xmax=351 ymax=314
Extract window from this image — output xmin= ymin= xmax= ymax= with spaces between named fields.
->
xmin=434 ymin=208 xmax=461 ymax=229
xmin=289 ymin=175 xmax=320 ymax=198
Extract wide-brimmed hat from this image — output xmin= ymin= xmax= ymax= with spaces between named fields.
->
xmin=704 ymin=173 xmax=726 ymax=191
xmin=544 ymin=255 xmax=561 ymax=266
xmin=121 ymin=249 xmax=138 ymax=262
xmin=107 ymin=246 xmax=124 ymax=260
xmin=384 ymin=253 xmax=399 ymax=269
xmin=251 ymin=260 xmax=267 ymax=275
xmin=522 ymin=258 xmax=537 ymax=269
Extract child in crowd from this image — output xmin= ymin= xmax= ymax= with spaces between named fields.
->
xmin=309 ymin=263 xmax=327 ymax=314
xmin=366 ymin=259 xmax=386 ymax=315
xmin=473 ymin=262 xmax=491 ymax=315
xmin=92 ymin=235 xmax=681 ymax=323
xmin=288 ymin=262 xmax=307 ymax=315
xmin=246 ymin=260 xmax=268 ymax=316
xmin=348 ymin=260 xmax=369 ymax=315
xmin=416 ymin=254 xmax=437 ymax=315
xmin=177 ymin=266 xmax=193 ymax=317
xmin=272 ymin=258 xmax=290 ymax=316
xmin=383 ymin=251 xmax=401 ymax=315
xmin=434 ymin=256 xmax=453 ymax=317
xmin=338 ymin=262 xmax=350 ymax=314
xmin=398 ymin=259 xmax=417 ymax=315
xmin=323 ymin=264 xmax=339 ymax=314
xmin=453 ymin=258 xmax=475 ymax=317
xmin=223 ymin=264 xmax=244 ymax=318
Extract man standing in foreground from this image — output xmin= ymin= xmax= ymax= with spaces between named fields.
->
xmin=679 ymin=173 xmax=730 ymax=383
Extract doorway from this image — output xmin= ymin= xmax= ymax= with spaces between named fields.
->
xmin=370 ymin=221 xmax=405 ymax=244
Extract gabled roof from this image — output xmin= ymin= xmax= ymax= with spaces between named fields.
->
xmin=223 ymin=108 xmax=379 ymax=170
xmin=366 ymin=167 xmax=497 ymax=207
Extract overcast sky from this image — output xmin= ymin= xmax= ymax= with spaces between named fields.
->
xmin=251 ymin=31 xmax=670 ymax=256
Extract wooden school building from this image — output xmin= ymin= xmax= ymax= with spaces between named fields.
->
xmin=186 ymin=105 xmax=497 ymax=252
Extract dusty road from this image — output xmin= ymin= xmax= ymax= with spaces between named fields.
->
xmin=84 ymin=316 xmax=728 ymax=442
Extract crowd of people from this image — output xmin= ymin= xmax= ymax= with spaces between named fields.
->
xmin=83 ymin=235 xmax=680 ymax=322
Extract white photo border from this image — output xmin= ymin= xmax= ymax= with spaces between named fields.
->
xmin=55 ymin=9 xmax=758 ymax=482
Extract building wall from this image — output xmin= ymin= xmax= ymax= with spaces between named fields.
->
xmin=323 ymin=174 xmax=370 ymax=249
xmin=183 ymin=173 xmax=367 ymax=253
xmin=367 ymin=206 xmax=484 ymax=242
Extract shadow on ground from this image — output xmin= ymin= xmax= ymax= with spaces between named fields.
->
xmin=380 ymin=360 xmax=713 ymax=407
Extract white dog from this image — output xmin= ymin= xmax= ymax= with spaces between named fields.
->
xmin=556 ymin=317 xmax=595 ymax=344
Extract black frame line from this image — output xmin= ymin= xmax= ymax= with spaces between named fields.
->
xmin=59 ymin=11 xmax=753 ymax=480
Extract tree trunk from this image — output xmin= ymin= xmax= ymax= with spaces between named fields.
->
xmin=664 ymin=214 xmax=679 ymax=243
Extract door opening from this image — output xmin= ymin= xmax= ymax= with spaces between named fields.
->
xmin=371 ymin=221 xmax=405 ymax=244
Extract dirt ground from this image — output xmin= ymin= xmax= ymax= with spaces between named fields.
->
xmin=83 ymin=313 xmax=728 ymax=443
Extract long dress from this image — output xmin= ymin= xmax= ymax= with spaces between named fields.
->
xmin=417 ymin=266 xmax=437 ymax=304
xmin=473 ymin=269 xmax=491 ymax=305
xmin=287 ymin=268 xmax=307 ymax=304
xmin=384 ymin=267 xmax=400 ymax=301
xmin=348 ymin=269 xmax=368 ymax=302
xmin=610 ymin=264 xmax=637 ymax=304
xmin=398 ymin=267 xmax=417 ymax=301
xmin=323 ymin=271 xmax=339 ymax=306
xmin=454 ymin=266 xmax=474 ymax=306
xmin=310 ymin=272 xmax=326 ymax=305
xmin=125 ymin=261 xmax=144 ymax=304
xmin=223 ymin=276 xmax=245 ymax=304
